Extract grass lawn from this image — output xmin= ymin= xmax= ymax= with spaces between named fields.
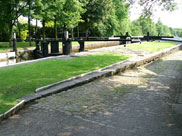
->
xmin=0 ymin=42 xmax=36 ymax=53
xmin=0 ymin=53 xmax=129 ymax=114
xmin=126 ymin=41 xmax=178 ymax=53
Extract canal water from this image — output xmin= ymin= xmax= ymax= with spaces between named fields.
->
xmin=0 ymin=57 xmax=36 ymax=68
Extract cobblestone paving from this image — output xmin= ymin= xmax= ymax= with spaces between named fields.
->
xmin=30 ymin=76 xmax=137 ymax=120
xmin=1 ymin=51 xmax=182 ymax=136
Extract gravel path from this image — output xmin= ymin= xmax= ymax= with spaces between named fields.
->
xmin=0 ymin=51 xmax=182 ymax=136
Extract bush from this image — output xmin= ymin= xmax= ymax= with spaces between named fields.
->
xmin=21 ymin=30 xmax=28 ymax=41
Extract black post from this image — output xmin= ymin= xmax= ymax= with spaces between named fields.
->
xmin=147 ymin=32 xmax=150 ymax=41
xmin=41 ymin=41 xmax=49 ymax=57
xmin=35 ymin=31 xmax=40 ymax=51
xmin=78 ymin=39 xmax=85 ymax=52
xmin=13 ymin=33 xmax=17 ymax=55
xmin=51 ymin=41 xmax=59 ymax=54
xmin=124 ymin=32 xmax=131 ymax=47
xmin=63 ymin=39 xmax=72 ymax=55
xmin=62 ymin=31 xmax=72 ymax=55
xmin=119 ymin=36 xmax=123 ymax=45
xmin=126 ymin=32 xmax=129 ymax=37
xmin=35 ymin=40 xmax=40 ymax=50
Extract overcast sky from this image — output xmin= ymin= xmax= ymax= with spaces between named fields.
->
xmin=129 ymin=0 xmax=182 ymax=28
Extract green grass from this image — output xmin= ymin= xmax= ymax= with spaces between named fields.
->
xmin=0 ymin=53 xmax=129 ymax=114
xmin=0 ymin=42 xmax=35 ymax=53
xmin=126 ymin=41 xmax=178 ymax=53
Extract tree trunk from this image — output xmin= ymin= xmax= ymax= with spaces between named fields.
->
xmin=28 ymin=0 xmax=32 ymax=46
xmin=42 ymin=20 xmax=46 ymax=39
xmin=54 ymin=0 xmax=57 ymax=40
xmin=71 ymin=28 xmax=74 ymax=40
xmin=77 ymin=25 xmax=79 ymax=38
xmin=17 ymin=22 xmax=22 ymax=41
xmin=86 ymin=29 xmax=88 ymax=39
xmin=9 ymin=23 xmax=13 ymax=47
xmin=35 ymin=19 xmax=38 ymax=32
xmin=54 ymin=17 xmax=57 ymax=40
xmin=28 ymin=17 xmax=32 ymax=46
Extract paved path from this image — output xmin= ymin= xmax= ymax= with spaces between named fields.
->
xmin=0 ymin=51 xmax=182 ymax=136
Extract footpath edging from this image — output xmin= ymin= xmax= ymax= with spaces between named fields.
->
xmin=0 ymin=100 xmax=25 ymax=122
xmin=0 ymin=43 xmax=182 ymax=122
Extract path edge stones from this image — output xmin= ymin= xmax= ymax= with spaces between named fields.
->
xmin=0 ymin=100 xmax=25 ymax=122
xmin=0 ymin=43 xmax=182 ymax=122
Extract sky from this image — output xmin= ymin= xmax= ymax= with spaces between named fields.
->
xmin=129 ymin=0 xmax=182 ymax=28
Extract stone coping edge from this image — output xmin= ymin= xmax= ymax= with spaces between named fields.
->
xmin=0 ymin=43 xmax=181 ymax=122
xmin=0 ymin=100 xmax=25 ymax=122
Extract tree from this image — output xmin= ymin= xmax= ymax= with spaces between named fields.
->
xmin=130 ymin=23 xmax=143 ymax=36
xmin=0 ymin=0 xmax=28 ymax=44
xmin=33 ymin=0 xmax=84 ymax=39
xmin=103 ymin=0 xmax=130 ymax=36
xmin=156 ymin=19 xmax=172 ymax=36
xmin=129 ymin=0 xmax=176 ymax=16
xmin=79 ymin=0 xmax=113 ymax=37
xmin=132 ymin=16 xmax=158 ymax=36
xmin=33 ymin=0 xmax=57 ymax=39
xmin=16 ymin=17 xmax=28 ymax=41
xmin=56 ymin=0 xmax=85 ymax=39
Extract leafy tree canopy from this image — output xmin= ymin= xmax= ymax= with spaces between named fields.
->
xmin=129 ymin=0 xmax=176 ymax=16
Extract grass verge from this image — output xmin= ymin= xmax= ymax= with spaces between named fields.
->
xmin=126 ymin=41 xmax=178 ymax=53
xmin=0 ymin=42 xmax=36 ymax=53
xmin=0 ymin=53 xmax=129 ymax=114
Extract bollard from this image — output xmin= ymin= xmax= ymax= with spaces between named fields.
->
xmin=62 ymin=31 xmax=72 ymax=55
xmin=51 ymin=41 xmax=59 ymax=54
xmin=78 ymin=39 xmax=85 ymax=52
xmin=63 ymin=39 xmax=72 ymax=55
xmin=41 ymin=41 xmax=49 ymax=57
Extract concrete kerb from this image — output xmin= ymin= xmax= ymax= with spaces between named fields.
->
xmin=0 ymin=43 xmax=182 ymax=122
xmin=0 ymin=100 xmax=25 ymax=122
